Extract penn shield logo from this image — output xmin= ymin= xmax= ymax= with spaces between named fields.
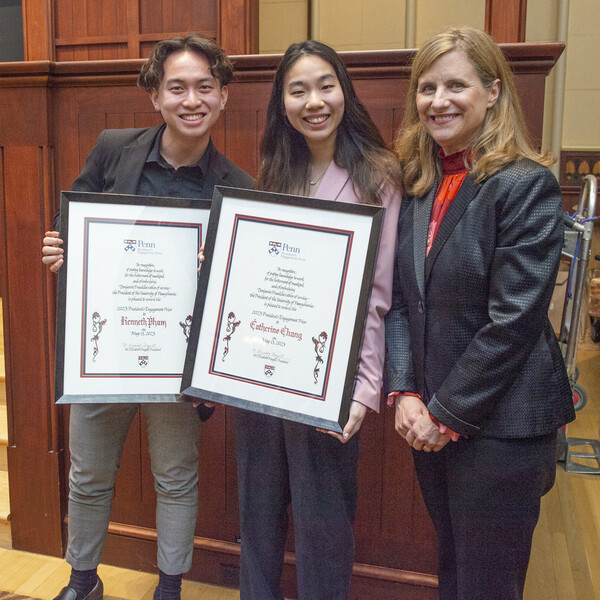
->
xmin=138 ymin=356 xmax=149 ymax=367
xmin=264 ymin=364 xmax=275 ymax=377
xmin=124 ymin=239 xmax=136 ymax=252
xmin=268 ymin=241 xmax=281 ymax=255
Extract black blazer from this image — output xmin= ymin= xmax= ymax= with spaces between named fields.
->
xmin=385 ymin=158 xmax=575 ymax=438
xmin=72 ymin=124 xmax=254 ymax=195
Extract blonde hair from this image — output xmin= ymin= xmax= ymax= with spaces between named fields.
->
xmin=395 ymin=26 xmax=554 ymax=196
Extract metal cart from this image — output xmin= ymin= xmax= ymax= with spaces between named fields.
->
xmin=558 ymin=173 xmax=599 ymax=474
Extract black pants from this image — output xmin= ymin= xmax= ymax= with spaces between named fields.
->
xmin=412 ymin=433 xmax=557 ymax=600
xmin=235 ymin=410 xmax=359 ymax=600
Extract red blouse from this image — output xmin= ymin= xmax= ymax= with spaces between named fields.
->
xmin=426 ymin=151 xmax=468 ymax=255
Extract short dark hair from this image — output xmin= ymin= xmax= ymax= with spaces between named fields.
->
xmin=137 ymin=33 xmax=234 ymax=91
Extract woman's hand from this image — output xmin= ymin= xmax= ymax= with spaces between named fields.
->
xmin=394 ymin=394 xmax=450 ymax=452
xmin=394 ymin=394 xmax=427 ymax=438
xmin=317 ymin=400 xmax=368 ymax=443
xmin=42 ymin=231 xmax=64 ymax=272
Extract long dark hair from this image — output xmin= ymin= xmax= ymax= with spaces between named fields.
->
xmin=256 ymin=40 xmax=401 ymax=205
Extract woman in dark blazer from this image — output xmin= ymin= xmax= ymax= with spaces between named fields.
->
xmin=385 ymin=27 xmax=575 ymax=600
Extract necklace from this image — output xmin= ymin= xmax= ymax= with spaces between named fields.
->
xmin=309 ymin=167 xmax=328 ymax=186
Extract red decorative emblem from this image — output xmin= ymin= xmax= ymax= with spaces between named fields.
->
xmin=311 ymin=331 xmax=328 ymax=384
xmin=90 ymin=311 xmax=107 ymax=362
xmin=222 ymin=311 xmax=241 ymax=361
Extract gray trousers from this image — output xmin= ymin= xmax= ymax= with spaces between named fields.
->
xmin=235 ymin=410 xmax=359 ymax=600
xmin=66 ymin=402 xmax=200 ymax=575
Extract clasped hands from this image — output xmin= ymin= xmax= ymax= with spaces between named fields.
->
xmin=393 ymin=394 xmax=453 ymax=452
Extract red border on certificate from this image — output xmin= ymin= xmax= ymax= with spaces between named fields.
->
xmin=206 ymin=213 xmax=353 ymax=400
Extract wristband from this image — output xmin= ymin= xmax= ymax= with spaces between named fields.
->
xmin=386 ymin=390 xmax=421 ymax=407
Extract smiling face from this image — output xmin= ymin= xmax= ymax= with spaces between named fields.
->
xmin=150 ymin=50 xmax=227 ymax=150
xmin=416 ymin=50 xmax=500 ymax=156
xmin=283 ymin=55 xmax=345 ymax=157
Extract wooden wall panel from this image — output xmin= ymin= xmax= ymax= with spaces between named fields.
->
xmin=195 ymin=408 xmax=233 ymax=542
xmin=27 ymin=0 xmax=531 ymax=64
xmin=485 ymin=0 xmax=528 ymax=43
xmin=1 ymin=143 xmax=63 ymax=555
xmin=222 ymin=109 xmax=259 ymax=177
xmin=0 ymin=87 xmax=50 ymax=147
xmin=22 ymin=0 xmax=54 ymax=61
xmin=138 ymin=0 xmax=218 ymax=37
xmin=219 ymin=0 xmax=259 ymax=56
xmin=0 ymin=43 xmax=562 ymax=599
xmin=48 ymin=0 xmax=256 ymax=61
xmin=22 ymin=0 xmax=253 ymax=61
xmin=514 ymin=72 xmax=546 ymax=148
xmin=112 ymin=414 xmax=152 ymax=526
xmin=356 ymin=414 xmax=437 ymax=574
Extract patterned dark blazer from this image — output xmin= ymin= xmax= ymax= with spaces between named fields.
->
xmin=385 ymin=158 xmax=575 ymax=438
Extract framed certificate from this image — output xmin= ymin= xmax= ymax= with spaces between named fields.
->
xmin=181 ymin=186 xmax=384 ymax=432
xmin=55 ymin=191 xmax=210 ymax=403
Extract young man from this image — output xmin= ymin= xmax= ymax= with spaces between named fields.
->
xmin=42 ymin=34 xmax=253 ymax=600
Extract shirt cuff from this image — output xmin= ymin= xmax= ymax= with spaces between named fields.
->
xmin=428 ymin=412 xmax=461 ymax=442
xmin=386 ymin=390 xmax=421 ymax=407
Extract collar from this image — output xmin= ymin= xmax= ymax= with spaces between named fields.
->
xmin=440 ymin=149 xmax=469 ymax=175
xmin=146 ymin=125 xmax=214 ymax=175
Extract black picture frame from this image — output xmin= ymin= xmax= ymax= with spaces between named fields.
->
xmin=55 ymin=190 xmax=210 ymax=404
xmin=181 ymin=186 xmax=384 ymax=432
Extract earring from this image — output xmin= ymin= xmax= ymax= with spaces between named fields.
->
xmin=220 ymin=103 xmax=225 ymax=110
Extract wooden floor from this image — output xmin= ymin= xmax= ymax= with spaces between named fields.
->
xmin=0 ymin=296 xmax=599 ymax=598
xmin=0 ymin=549 xmax=240 ymax=600
xmin=524 ymin=345 xmax=600 ymax=600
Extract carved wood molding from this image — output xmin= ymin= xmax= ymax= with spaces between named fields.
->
xmin=0 ymin=42 xmax=564 ymax=88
